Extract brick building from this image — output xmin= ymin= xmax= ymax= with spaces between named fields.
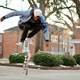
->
xmin=75 ymin=28 xmax=80 ymax=53
xmin=1 ymin=24 xmax=80 ymax=58
xmin=0 ymin=33 xmax=4 ymax=57
xmin=3 ymin=27 xmax=36 ymax=57
xmin=74 ymin=20 xmax=80 ymax=53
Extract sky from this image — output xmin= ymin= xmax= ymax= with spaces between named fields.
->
xmin=0 ymin=0 xmax=29 ymax=33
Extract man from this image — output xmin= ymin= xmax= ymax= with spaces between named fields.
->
xmin=0 ymin=8 xmax=50 ymax=47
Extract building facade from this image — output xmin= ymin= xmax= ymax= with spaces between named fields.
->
xmin=1 ymin=23 xmax=80 ymax=58
xmin=0 ymin=33 xmax=3 ymax=57
xmin=3 ymin=27 xmax=36 ymax=57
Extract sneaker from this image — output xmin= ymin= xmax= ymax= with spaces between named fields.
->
xmin=16 ymin=42 xmax=23 ymax=47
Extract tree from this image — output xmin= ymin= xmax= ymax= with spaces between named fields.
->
xmin=72 ymin=0 xmax=80 ymax=18
xmin=0 ymin=0 xmax=79 ymax=52
xmin=27 ymin=0 xmax=77 ymax=52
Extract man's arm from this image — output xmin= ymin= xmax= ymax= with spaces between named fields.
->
xmin=40 ymin=16 xmax=50 ymax=41
xmin=0 ymin=16 xmax=5 ymax=21
xmin=0 ymin=10 xmax=30 ymax=22
xmin=40 ymin=16 xmax=50 ymax=47
xmin=0 ymin=11 xmax=23 ymax=21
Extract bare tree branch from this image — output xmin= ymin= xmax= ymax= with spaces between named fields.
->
xmin=44 ymin=0 xmax=49 ymax=7
xmin=46 ymin=5 xmax=75 ymax=19
xmin=62 ymin=1 xmax=75 ymax=31
xmin=27 ymin=0 xmax=33 ymax=7
xmin=31 ymin=0 xmax=38 ymax=7
xmin=0 ymin=5 xmax=17 ymax=11
xmin=5 ymin=0 xmax=8 ymax=7
xmin=72 ymin=0 xmax=80 ymax=18
xmin=27 ymin=0 xmax=37 ymax=8
xmin=49 ymin=18 xmax=73 ymax=31
xmin=61 ymin=12 xmax=73 ymax=23
xmin=63 ymin=19 xmax=73 ymax=31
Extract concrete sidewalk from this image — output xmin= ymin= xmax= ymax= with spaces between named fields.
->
xmin=0 ymin=58 xmax=36 ymax=68
xmin=0 ymin=58 xmax=80 ymax=70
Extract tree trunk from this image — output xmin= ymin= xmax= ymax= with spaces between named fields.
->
xmin=35 ymin=0 xmax=45 ymax=52
xmin=72 ymin=0 xmax=80 ymax=18
xmin=72 ymin=26 xmax=76 ymax=39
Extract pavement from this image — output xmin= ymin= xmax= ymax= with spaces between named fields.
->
xmin=0 ymin=58 xmax=80 ymax=70
xmin=1 ymin=66 xmax=80 ymax=80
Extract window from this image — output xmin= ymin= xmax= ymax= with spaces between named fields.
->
xmin=0 ymin=35 xmax=3 ymax=42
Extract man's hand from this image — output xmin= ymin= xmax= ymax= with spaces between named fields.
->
xmin=45 ymin=41 xmax=50 ymax=47
xmin=0 ymin=16 xmax=5 ymax=22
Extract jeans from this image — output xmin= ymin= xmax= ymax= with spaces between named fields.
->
xmin=19 ymin=23 xmax=42 ymax=42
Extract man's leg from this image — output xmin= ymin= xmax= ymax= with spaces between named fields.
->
xmin=20 ymin=28 xmax=28 ymax=42
xmin=20 ymin=24 xmax=31 ymax=42
xmin=16 ymin=24 xmax=29 ymax=47
xmin=16 ymin=25 xmax=29 ymax=47
xmin=27 ymin=26 xmax=42 ymax=38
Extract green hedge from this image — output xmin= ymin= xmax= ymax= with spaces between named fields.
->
xmin=32 ymin=51 xmax=78 ymax=67
xmin=9 ymin=53 xmax=25 ymax=63
xmin=62 ymin=55 xmax=76 ymax=67
xmin=32 ymin=52 xmax=63 ymax=67
xmin=73 ymin=54 xmax=80 ymax=65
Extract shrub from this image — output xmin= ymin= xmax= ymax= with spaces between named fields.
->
xmin=62 ymin=55 xmax=76 ymax=67
xmin=9 ymin=53 xmax=25 ymax=63
xmin=73 ymin=54 xmax=80 ymax=65
xmin=32 ymin=51 xmax=63 ymax=67
xmin=54 ymin=55 xmax=63 ymax=66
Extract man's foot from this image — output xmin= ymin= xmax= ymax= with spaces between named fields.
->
xmin=16 ymin=42 xmax=23 ymax=47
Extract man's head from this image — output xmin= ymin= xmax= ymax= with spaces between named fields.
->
xmin=33 ymin=8 xmax=42 ymax=21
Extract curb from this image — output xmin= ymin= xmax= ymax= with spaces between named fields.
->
xmin=0 ymin=63 xmax=80 ymax=70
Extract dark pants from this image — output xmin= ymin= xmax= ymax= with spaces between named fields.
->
xmin=19 ymin=23 xmax=42 ymax=42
